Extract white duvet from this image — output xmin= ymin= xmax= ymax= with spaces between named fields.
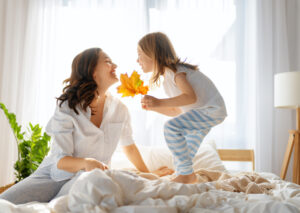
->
xmin=1 ymin=169 xmax=300 ymax=213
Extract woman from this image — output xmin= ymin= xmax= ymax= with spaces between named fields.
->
xmin=0 ymin=48 xmax=171 ymax=204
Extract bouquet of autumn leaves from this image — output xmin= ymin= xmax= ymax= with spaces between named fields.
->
xmin=117 ymin=71 xmax=149 ymax=97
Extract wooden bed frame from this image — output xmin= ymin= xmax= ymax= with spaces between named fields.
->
xmin=217 ymin=149 xmax=255 ymax=171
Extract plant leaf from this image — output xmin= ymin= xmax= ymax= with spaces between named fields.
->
xmin=0 ymin=102 xmax=51 ymax=182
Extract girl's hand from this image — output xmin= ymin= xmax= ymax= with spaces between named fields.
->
xmin=152 ymin=166 xmax=174 ymax=177
xmin=83 ymin=158 xmax=108 ymax=172
xmin=141 ymin=95 xmax=160 ymax=109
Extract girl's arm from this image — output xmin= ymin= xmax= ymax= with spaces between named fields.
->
xmin=57 ymin=156 xmax=108 ymax=172
xmin=142 ymin=73 xmax=196 ymax=108
xmin=145 ymin=106 xmax=182 ymax=117
xmin=163 ymin=72 xmax=197 ymax=106
xmin=123 ymin=144 xmax=150 ymax=172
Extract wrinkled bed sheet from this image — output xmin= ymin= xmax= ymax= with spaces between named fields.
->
xmin=0 ymin=169 xmax=300 ymax=213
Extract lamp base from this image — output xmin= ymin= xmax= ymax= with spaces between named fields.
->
xmin=280 ymin=130 xmax=300 ymax=185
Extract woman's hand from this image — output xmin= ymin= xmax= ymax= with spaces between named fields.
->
xmin=152 ymin=166 xmax=174 ymax=177
xmin=141 ymin=95 xmax=161 ymax=110
xmin=83 ymin=158 xmax=108 ymax=172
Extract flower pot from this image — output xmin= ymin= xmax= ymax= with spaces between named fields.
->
xmin=0 ymin=182 xmax=15 ymax=194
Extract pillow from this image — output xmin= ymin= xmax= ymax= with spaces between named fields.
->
xmin=111 ymin=140 xmax=226 ymax=172
xmin=143 ymin=139 xmax=226 ymax=172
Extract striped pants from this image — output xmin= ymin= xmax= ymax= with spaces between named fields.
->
xmin=164 ymin=109 xmax=225 ymax=175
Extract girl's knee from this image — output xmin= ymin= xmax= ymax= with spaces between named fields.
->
xmin=164 ymin=120 xmax=175 ymax=132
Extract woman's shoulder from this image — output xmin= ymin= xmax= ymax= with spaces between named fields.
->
xmin=108 ymin=93 xmax=129 ymax=112
xmin=106 ymin=94 xmax=131 ymax=123
xmin=54 ymin=100 xmax=79 ymax=118
xmin=46 ymin=100 xmax=76 ymax=133
xmin=56 ymin=100 xmax=71 ymax=112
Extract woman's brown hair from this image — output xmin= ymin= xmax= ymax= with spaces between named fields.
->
xmin=138 ymin=32 xmax=198 ymax=86
xmin=56 ymin=48 xmax=102 ymax=114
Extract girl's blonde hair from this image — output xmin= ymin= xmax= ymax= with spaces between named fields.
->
xmin=138 ymin=32 xmax=198 ymax=86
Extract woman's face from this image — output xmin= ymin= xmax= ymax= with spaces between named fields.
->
xmin=137 ymin=46 xmax=154 ymax=73
xmin=93 ymin=51 xmax=118 ymax=89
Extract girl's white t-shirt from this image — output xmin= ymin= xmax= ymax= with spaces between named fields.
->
xmin=163 ymin=65 xmax=227 ymax=117
xmin=34 ymin=93 xmax=134 ymax=181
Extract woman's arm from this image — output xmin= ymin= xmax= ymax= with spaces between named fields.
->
xmin=122 ymin=144 xmax=174 ymax=176
xmin=122 ymin=144 xmax=150 ymax=173
xmin=57 ymin=156 xmax=108 ymax=172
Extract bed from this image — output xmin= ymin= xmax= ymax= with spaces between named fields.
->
xmin=0 ymin=140 xmax=300 ymax=213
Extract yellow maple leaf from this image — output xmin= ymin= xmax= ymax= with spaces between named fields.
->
xmin=117 ymin=71 xmax=149 ymax=97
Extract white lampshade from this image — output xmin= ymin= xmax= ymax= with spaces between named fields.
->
xmin=274 ymin=71 xmax=300 ymax=108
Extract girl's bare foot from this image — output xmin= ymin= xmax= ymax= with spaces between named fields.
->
xmin=171 ymin=173 xmax=198 ymax=184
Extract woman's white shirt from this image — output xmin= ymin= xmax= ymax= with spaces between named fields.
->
xmin=34 ymin=93 xmax=134 ymax=181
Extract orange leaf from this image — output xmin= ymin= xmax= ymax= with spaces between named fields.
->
xmin=117 ymin=71 xmax=149 ymax=97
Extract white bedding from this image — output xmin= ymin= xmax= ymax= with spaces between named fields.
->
xmin=1 ymin=140 xmax=300 ymax=213
xmin=1 ymin=169 xmax=300 ymax=213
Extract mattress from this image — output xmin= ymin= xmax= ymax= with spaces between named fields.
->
xmin=0 ymin=169 xmax=299 ymax=213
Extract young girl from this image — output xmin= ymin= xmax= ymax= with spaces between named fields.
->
xmin=138 ymin=32 xmax=227 ymax=184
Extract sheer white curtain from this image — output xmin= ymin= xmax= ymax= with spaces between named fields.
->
xmin=0 ymin=0 xmax=62 ymax=187
xmin=0 ymin=0 xmax=148 ymax=186
xmin=236 ymin=0 xmax=300 ymax=178
xmin=0 ymin=0 xmax=299 ymax=186
xmin=231 ymin=0 xmax=300 ymax=178
xmin=253 ymin=0 xmax=300 ymax=178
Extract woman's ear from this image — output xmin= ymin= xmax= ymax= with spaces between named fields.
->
xmin=92 ymin=72 xmax=97 ymax=81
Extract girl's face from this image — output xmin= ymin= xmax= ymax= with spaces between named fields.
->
xmin=137 ymin=46 xmax=154 ymax=73
xmin=93 ymin=51 xmax=118 ymax=89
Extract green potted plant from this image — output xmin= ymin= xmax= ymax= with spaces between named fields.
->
xmin=0 ymin=102 xmax=51 ymax=188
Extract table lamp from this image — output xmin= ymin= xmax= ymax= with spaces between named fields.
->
xmin=274 ymin=71 xmax=300 ymax=184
